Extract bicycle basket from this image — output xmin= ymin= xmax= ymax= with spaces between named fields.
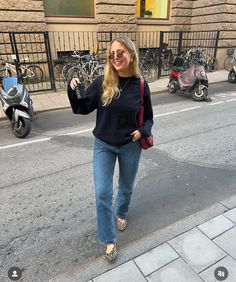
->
xmin=227 ymin=48 xmax=235 ymax=56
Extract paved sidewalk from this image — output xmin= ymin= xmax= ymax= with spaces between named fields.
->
xmin=0 ymin=70 xmax=229 ymax=121
xmin=50 ymin=194 xmax=236 ymax=282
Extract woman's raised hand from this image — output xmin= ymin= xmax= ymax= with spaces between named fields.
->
xmin=70 ymin=78 xmax=80 ymax=90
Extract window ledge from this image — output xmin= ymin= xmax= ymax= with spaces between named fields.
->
xmin=137 ymin=18 xmax=170 ymax=24
xmin=45 ymin=16 xmax=96 ymax=24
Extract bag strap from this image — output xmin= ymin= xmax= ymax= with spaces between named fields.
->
xmin=138 ymin=78 xmax=145 ymax=128
xmin=140 ymin=77 xmax=144 ymax=104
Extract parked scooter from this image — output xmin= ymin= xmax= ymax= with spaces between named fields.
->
xmin=0 ymin=76 xmax=33 ymax=138
xmin=228 ymin=66 xmax=236 ymax=83
xmin=167 ymin=54 xmax=211 ymax=101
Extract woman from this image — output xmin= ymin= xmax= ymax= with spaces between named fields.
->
xmin=68 ymin=36 xmax=153 ymax=261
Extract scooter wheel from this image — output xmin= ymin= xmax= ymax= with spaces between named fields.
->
xmin=228 ymin=69 xmax=236 ymax=83
xmin=168 ymin=80 xmax=178 ymax=94
xmin=192 ymin=86 xmax=207 ymax=101
xmin=12 ymin=117 xmax=31 ymax=138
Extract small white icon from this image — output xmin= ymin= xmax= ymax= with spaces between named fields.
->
xmin=12 ymin=270 xmax=18 ymax=278
xmin=218 ymin=270 xmax=225 ymax=277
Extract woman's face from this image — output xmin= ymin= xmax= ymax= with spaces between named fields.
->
xmin=109 ymin=41 xmax=133 ymax=77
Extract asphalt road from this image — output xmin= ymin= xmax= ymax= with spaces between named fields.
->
xmin=0 ymin=82 xmax=236 ymax=282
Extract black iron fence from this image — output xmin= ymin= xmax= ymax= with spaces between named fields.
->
xmin=0 ymin=30 xmax=220 ymax=92
xmin=0 ymin=32 xmax=55 ymax=92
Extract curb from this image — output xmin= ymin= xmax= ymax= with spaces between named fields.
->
xmin=50 ymin=194 xmax=236 ymax=282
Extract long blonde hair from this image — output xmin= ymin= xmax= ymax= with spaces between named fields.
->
xmin=102 ymin=36 xmax=141 ymax=106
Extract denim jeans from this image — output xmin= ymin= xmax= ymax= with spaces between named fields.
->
xmin=93 ymin=137 xmax=142 ymax=245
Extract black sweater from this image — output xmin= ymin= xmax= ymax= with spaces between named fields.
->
xmin=67 ymin=76 xmax=153 ymax=146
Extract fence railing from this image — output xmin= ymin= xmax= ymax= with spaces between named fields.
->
xmin=0 ymin=30 xmax=220 ymax=92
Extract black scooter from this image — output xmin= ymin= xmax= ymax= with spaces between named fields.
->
xmin=0 ymin=76 xmax=33 ymax=138
xmin=167 ymin=55 xmax=211 ymax=101
xmin=228 ymin=66 xmax=236 ymax=83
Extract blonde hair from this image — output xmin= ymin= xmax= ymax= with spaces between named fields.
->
xmin=102 ymin=36 xmax=141 ymax=106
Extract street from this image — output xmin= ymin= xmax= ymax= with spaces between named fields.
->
xmin=0 ymin=82 xmax=236 ymax=282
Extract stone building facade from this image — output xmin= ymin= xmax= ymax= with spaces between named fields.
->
xmin=171 ymin=0 xmax=236 ymax=48
xmin=1 ymin=0 xmax=235 ymax=49
xmin=96 ymin=0 xmax=137 ymax=32
xmin=0 ymin=0 xmax=47 ymax=31
xmin=1 ymin=0 xmax=236 ymax=66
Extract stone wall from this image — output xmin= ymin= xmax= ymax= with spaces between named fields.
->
xmin=171 ymin=0 xmax=236 ymax=48
xmin=95 ymin=0 xmax=137 ymax=32
xmin=0 ymin=0 xmax=47 ymax=32
xmin=170 ymin=0 xmax=194 ymax=31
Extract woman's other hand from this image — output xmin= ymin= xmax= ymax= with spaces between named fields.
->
xmin=130 ymin=130 xmax=141 ymax=142
xmin=70 ymin=78 xmax=80 ymax=90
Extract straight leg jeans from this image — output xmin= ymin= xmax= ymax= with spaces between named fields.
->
xmin=93 ymin=137 xmax=142 ymax=245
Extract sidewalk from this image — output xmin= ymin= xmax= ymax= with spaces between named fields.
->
xmin=50 ymin=195 xmax=236 ymax=282
xmin=0 ymin=70 xmax=229 ymax=121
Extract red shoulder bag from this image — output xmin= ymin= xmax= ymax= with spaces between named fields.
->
xmin=138 ymin=79 xmax=153 ymax=149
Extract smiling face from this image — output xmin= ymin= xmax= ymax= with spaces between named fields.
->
xmin=109 ymin=41 xmax=133 ymax=77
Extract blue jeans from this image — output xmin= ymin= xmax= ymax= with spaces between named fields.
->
xmin=93 ymin=137 xmax=142 ymax=244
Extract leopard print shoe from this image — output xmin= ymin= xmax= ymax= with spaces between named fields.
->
xmin=104 ymin=243 xmax=118 ymax=262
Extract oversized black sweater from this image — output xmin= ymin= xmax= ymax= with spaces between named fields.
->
xmin=67 ymin=76 xmax=153 ymax=146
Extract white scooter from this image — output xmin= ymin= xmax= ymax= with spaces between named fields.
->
xmin=0 ymin=76 xmax=33 ymax=138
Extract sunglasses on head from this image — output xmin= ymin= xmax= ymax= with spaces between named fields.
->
xmin=108 ymin=50 xmax=126 ymax=60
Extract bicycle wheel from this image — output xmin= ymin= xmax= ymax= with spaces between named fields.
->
xmin=24 ymin=65 xmax=44 ymax=83
xmin=224 ymin=56 xmax=235 ymax=71
xmin=162 ymin=58 xmax=171 ymax=71
xmin=92 ymin=66 xmax=104 ymax=80
xmin=53 ymin=64 xmax=63 ymax=81
xmin=66 ymin=66 xmax=81 ymax=82
xmin=141 ymin=64 xmax=157 ymax=83
xmin=208 ymin=57 xmax=218 ymax=72
xmin=62 ymin=63 xmax=77 ymax=80
xmin=0 ymin=68 xmax=12 ymax=77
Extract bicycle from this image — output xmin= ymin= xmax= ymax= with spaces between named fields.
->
xmin=224 ymin=48 xmax=236 ymax=71
xmin=204 ymin=53 xmax=218 ymax=72
xmin=0 ymin=58 xmax=44 ymax=83
xmin=139 ymin=47 xmax=158 ymax=82
xmin=66 ymin=52 xmax=104 ymax=88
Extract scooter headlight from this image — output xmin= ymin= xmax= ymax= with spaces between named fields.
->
xmin=200 ymin=70 xmax=206 ymax=77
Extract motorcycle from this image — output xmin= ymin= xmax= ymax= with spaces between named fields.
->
xmin=228 ymin=66 xmax=236 ymax=83
xmin=0 ymin=76 xmax=33 ymax=138
xmin=167 ymin=54 xmax=211 ymax=101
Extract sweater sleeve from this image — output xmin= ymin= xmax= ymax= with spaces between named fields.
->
xmin=67 ymin=76 xmax=102 ymax=115
xmin=138 ymin=80 xmax=154 ymax=137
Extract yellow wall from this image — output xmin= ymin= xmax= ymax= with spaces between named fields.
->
xmin=137 ymin=0 xmax=169 ymax=18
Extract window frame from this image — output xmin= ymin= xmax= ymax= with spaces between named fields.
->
xmin=43 ymin=0 xmax=95 ymax=18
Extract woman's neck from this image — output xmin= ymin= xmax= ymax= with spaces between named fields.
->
xmin=118 ymin=71 xmax=133 ymax=77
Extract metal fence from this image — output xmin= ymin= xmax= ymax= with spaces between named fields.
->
xmin=0 ymin=32 xmax=55 ymax=92
xmin=0 ymin=30 xmax=220 ymax=92
xmin=159 ymin=30 xmax=220 ymax=77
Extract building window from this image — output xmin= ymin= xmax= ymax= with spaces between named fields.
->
xmin=43 ymin=0 xmax=94 ymax=17
xmin=136 ymin=0 xmax=169 ymax=19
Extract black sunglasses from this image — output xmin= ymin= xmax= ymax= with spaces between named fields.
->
xmin=108 ymin=50 xmax=126 ymax=60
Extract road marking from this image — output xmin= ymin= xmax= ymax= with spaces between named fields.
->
xmin=0 ymin=137 xmax=51 ymax=150
xmin=226 ymin=98 xmax=236 ymax=102
xmin=207 ymin=101 xmax=224 ymax=106
xmin=179 ymin=106 xmax=201 ymax=112
xmin=154 ymin=111 xmax=178 ymax=118
xmin=154 ymin=106 xmax=201 ymax=118
xmin=66 ymin=128 xmax=93 ymax=135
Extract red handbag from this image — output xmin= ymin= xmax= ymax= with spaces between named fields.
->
xmin=138 ymin=79 xmax=153 ymax=149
